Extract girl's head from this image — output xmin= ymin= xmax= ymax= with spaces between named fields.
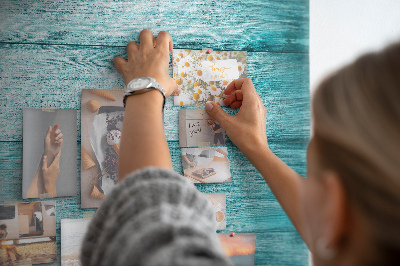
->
xmin=0 ymin=224 xmax=6 ymax=230
xmin=302 ymin=43 xmax=400 ymax=265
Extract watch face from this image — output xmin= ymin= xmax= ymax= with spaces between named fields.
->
xmin=131 ymin=77 xmax=151 ymax=90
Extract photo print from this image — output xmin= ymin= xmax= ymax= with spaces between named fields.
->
xmin=179 ymin=109 xmax=225 ymax=147
xmin=0 ymin=201 xmax=57 ymax=265
xmin=205 ymin=193 xmax=226 ymax=230
xmin=81 ymin=89 xmax=124 ymax=208
xmin=23 ymin=108 xmax=77 ymax=199
xmin=181 ymin=147 xmax=231 ymax=183
xmin=172 ymin=49 xmax=247 ymax=107
xmin=61 ymin=218 xmax=92 ymax=265
xmin=219 ymin=233 xmax=256 ymax=266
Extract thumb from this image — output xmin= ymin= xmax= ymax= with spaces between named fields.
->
xmin=113 ymin=56 xmax=127 ymax=73
xmin=52 ymin=151 xmax=61 ymax=166
xmin=42 ymin=156 xmax=48 ymax=171
xmin=205 ymin=102 xmax=231 ymax=128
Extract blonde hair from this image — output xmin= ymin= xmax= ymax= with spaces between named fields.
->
xmin=312 ymin=43 xmax=400 ymax=264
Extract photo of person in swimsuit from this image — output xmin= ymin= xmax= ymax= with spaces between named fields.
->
xmin=201 ymin=113 xmax=225 ymax=146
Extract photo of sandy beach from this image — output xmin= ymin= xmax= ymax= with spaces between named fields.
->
xmin=61 ymin=218 xmax=92 ymax=266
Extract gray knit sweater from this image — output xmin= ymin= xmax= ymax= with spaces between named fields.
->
xmin=81 ymin=167 xmax=232 ymax=266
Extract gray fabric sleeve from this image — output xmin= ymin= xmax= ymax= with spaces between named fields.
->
xmin=81 ymin=167 xmax=232 ymax=266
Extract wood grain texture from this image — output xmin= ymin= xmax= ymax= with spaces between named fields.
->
xmin=0 ymin=0 xmax=309 ymax=264
xmin=0 ymin=0 xmax=308 ymax=53
xmin=0 ymin=44 xmax=309 ymax=142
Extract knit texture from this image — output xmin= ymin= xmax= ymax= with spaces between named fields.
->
xmin=81 ymin=167 xmax=232 ymax=266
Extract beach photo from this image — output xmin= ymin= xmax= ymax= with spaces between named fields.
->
xmin=0 ymin=201 xmax=57 ymax=265
xmin=181 ymin=147 xmax=231 ymax=183
xmin=179 ymin=109 xmax=225 ymax=147
xmin=219 ymin=233 xmax=256 ymax=266
xmin=23 ymin=108 xmax=77 ymax=199
xmin=61 ymin=218 xmax=92 ymax=266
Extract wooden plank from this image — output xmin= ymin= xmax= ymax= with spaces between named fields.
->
xmin=0 ymin=43 xmax=309 ymax=142
xmin=0 ymin=0 xmax=309 ymax=53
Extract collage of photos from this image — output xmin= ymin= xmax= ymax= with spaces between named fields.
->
xmin=80 ymin=89 xmax=125 ymax=208
xmin=0 ymin=201 xmax=57 ymax=265
xmin=61 ymin=218 xmax=92 ymax=265
xmin=172 ymin=49 xmax=247 ymax=107
xmin=23 ymin=108 xmax=77 ymax=199
xmin=179 ymin=109 xmax=226 ymax=147
xmin=181 ymin=147 xmax=231 ymax=183
xmin=3 ymin=47 xmax=253 ymax=263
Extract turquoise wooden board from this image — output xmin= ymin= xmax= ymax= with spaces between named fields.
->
xmin=0 ymin=0 xmax=309 ymax=53
xmin=0 ymin=0 xmax=310 ymax=265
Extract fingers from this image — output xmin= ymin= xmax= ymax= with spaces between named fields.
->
xmin=171 ymin=85 xmax=182 ymax=96
xmin=225 ymin=78 xmax=257 ymax=99
xmin=155 ymin=31 xmax=173 ymax=53
xmin=223 ymin=90 xmax=243 ymax=108
xmin=55 ymin=133 xmax=63 ymax=141
xmin=51 ymin=124 xmax=59 ymax=133
xmin=42 ymin=156 xmax=48 ymax=171
xmin=57 ymin=139 xmax=64 ymax=147
xmin=126 ymin=41 xmax=139 ymax=56
xmin=205 ymin=102 xmax=231 ymax=128
xmin=113 ymin=56 xmax=128 ymax=73
xmin=139 ymin=29 xmax=155 ymax=53
xmin=52 ymin=152 xmax=61 ymax=165
xmin=45 ymin=126 xmax=52 ymax=138
xmin=224 ymin=79 xmax=247 ymax=95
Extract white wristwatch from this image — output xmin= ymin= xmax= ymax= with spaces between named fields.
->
xmin=123 ymin=77 xmax=166 ymax=109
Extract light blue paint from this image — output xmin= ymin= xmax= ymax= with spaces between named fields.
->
xmin=0 ymin=0 xmax=310 ymax=265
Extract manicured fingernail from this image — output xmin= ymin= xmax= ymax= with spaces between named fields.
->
xmin=43 ymin=156 xmax=47 ymax=159
xmin=205 ymin=102 xmax=214 ymax=111
xmin=177 ymin=86 xmax=182 ymax=94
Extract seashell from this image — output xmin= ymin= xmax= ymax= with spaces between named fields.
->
xmin=86 ymin=99 xmax=101 ymax=113
xmin=81 ymin=146 xmax=96 ymax=171
xmin=90 ymin=185 xmax=105 ymax=199
xmin=88 ymin=89 xmax=116 ymax=101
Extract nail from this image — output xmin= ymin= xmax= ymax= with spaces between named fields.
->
xmin=205 ymin=102 xmax=214 ymax=111
xmin=177 ymin=86 xmax=182 ymax=94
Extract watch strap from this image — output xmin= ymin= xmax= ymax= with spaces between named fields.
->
xmin=123 ymin=77 xmax=166 ymax=110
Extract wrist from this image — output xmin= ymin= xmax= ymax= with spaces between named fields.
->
xmin=125 ymin=90 xmax=164 ymax=110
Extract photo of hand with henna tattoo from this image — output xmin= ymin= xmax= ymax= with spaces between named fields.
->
xmin=26 ymin=124 xmax=63 ymax=198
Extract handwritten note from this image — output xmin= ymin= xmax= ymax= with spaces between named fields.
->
xmin=198 ymin=59 xmax=239 ymax=82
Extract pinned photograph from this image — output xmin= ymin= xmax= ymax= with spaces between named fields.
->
xmin=0 ymin=201 xmax=57 ymax=265
xmin=81 ymin=89 xmax=124 ymax=208
xmin=172 ymin=49 xmax=247 ymax=107
xmin=61 ymin=218 xmax=92 ymax=265
xmin=181 ymin=147 xmax=231 ymax=183
xmin=179 ymin=109 xmax=225 ymax=147
xmin=219 ymin=233 xmax=256 ymax=266
xmin=23 ymin=108 xmax=77 ymax=199
xmin=205 ymin=193 xmax=226 ymax=230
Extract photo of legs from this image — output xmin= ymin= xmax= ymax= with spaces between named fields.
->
xmin=0 ymin=201 xmax=57 ymax=265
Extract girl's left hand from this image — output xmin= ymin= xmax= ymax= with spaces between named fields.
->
xmin=113 ymin=29 xmax=180 ymax=97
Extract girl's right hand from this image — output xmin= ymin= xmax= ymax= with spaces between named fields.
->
xmin=205 ymin=78 xmax=268 ymax=155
